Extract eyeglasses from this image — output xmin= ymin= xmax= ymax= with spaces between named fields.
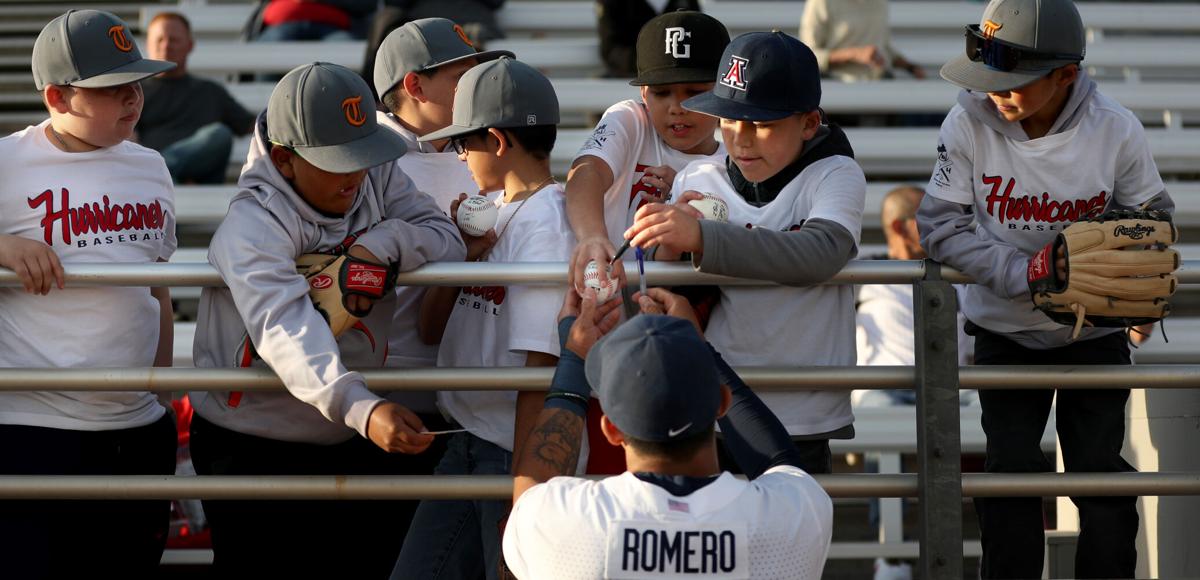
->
xmin=964 ymin=25 xmax=1081 ymax=72
xmin=449 ymin=134 xmax=476 ymax=155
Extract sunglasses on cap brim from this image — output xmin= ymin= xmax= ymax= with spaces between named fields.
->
xmin=964 ymin=25 xmax=1081 ymax=72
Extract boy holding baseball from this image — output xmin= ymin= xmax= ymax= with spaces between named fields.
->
xmin=397 ymin=57 xmax=573 ymax=580
xmin=0 ymin=10 xmax=177 ymax=575
xmin=188 ymin=62 xmax=465 ymax=577
xmin=626 ymin=31 xmax=867 ymax=474
xmin=567 ymin=11 xmax=730 ymax=290
xmin=918 ymin=0 xmax=1173 ymax=576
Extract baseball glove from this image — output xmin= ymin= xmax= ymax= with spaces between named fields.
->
xmin=1027 ymin=208 xmax=1179 ymax=339
xmin=297 ymin=253 xmax=398 ymax=337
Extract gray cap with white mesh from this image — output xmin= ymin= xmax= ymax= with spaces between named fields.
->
xmin=418 ymin=57 xmax=559 ymax=142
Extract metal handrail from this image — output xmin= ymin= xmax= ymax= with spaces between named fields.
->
xmin=1 ymin=365 xmax=1198 ymax=391
xmin=1 ymin=259 xmax=1198 ymax=287
xmin=0 ymin=473 xmax=1195 ymax=500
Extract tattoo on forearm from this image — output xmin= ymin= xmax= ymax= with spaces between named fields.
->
xmin=529 ymin=410 xmax=584 ymax=476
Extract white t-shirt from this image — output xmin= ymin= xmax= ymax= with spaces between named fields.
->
xmin=0 ymin=120 xmax=176 ymax=431
xmin=436 ymin=184 xmax=573 ymax=451
xmin=503 ymin=466 xmax=833 ymax=580
xmin=576 ymin=100 xmax=725 ymax=250
xmin=381 ymin=114 xmax=484 ymax=413
xmin=674 ymin=157 xmax=865 ymax=435
xmin=926 ymin=94 xmax=1164 ymax=334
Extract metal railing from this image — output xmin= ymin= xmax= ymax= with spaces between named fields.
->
xmin=2 ymin=258 xmax=1198 ymax=580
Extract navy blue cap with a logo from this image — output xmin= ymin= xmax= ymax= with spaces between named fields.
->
xmin=584 ymin=315 xmax=722 ymax=443
xmin=683 ymin=31 xmax=821 ymax=122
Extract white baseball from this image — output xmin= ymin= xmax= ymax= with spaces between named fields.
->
xmin=687 ymin=193 xmax=729 ymax=223
xmin=456 ymin=196 xmax=498 ymax=237
xmin=582 ymin=260 xmax=618 ymax=304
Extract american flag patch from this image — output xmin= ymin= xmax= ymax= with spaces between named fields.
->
xmin=668 ymin=499 xmax=690 ymax=513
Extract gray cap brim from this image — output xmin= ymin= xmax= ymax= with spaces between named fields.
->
xmin=424 ymin=48 xmax=513 ymax=73
xmin=294 ymin=124 xmax=408 ymax=173
xmin=939 ymin=53 xmax=1051 ymax=93
xmin=682 ymin=91 xmax=794 ymax=122
xmin=70 ymin=58 xmax=176 ymax=88
xmin=417 ymin=122 xmax=478 ymax=143
xmin=630 ymin=67 xmax=717 ymax=87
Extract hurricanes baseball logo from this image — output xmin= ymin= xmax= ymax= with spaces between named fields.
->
xmin=108 ymin=25 xmax=133 ymax=52
xmin=453 ymin=24 xmax=475 ymax=48
xmin=342 ymin=96 xmax=367 ymax=127
xmin=981 ymin=20 xmax=1003 ymax=39
xmin=664 ymin=27 xmax=691 ymax=59
xmin=720 ymin=56 xmax=749 ymax=91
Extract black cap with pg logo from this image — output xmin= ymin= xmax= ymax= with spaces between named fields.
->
xmin=630 ymin=11 xmax=730 ymax=86
xmin=682 ymin=31 xmax=821 ymax=122
xmin=267 ymin=62 xmax=408 ymax=173
xmin=32 ymin=9 xmax=175 ymax=90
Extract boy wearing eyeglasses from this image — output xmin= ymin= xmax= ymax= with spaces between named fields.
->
xmin=916 ymin=0 xmax=1173 ymax=577
xmin=398 ymin=57 xmax=573 ymax=580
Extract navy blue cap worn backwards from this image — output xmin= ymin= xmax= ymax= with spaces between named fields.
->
xmin=585 ymin=315 xmax=722 ymax=443
xmin=683 ymin=31 xmax=821 ymax=122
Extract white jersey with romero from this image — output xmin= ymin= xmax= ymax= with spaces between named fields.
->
xmin=576 ymin=100 xmax=725 ymax=250
xmin=503 ymin=466 xmax=833 ymax=579
xmin=436 ymin=184 xmax=573 ymax=451
xmin=675 ymin=156 xmax=864 ymax=436
xmin=926 ymin=92 xmax=1164 ymax=335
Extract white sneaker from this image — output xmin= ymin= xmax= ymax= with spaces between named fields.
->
xmin=873 ymin=557 xmax=914 ymax=580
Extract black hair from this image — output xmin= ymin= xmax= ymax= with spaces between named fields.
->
xmin=624 ymin=424 xmax=715 ymax=463
xmin=500 ymin=124 xmax=557 ymax=161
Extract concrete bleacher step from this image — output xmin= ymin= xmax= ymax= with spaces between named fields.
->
xmin=142 ymin=2 xmax=1200 ymax=37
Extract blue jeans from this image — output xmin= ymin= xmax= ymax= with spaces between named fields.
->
xmin=391 ymin=432 xmax=512 ymax=580
xmin=160 ymin=122 xmax=233 ymax=184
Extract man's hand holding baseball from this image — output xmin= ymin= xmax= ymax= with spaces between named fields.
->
xmin=559 ymin=287 xmax=622 ymax=359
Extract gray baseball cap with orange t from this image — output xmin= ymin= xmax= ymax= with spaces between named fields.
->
xmin=32 ymin=9 xmax=175 ymax=90
xmin=268 ymin=62 xmax=409 ymax=173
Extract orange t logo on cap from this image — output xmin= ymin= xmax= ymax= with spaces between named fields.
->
xmin=108 ymin=25 xmax=133 ymax=52
xmin=453 ymin=24 xmax=475 ymax=48
xmin=982 ymin=20 xmax=1003 ymax=39
xmin=342 ymin=96 xmax=366 ymax=127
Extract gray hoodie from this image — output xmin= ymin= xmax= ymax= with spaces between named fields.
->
xmin=191 ymin=115 xmax=466 ymax=444
xmin=918 ymin=71 xmax=1173 ymax=349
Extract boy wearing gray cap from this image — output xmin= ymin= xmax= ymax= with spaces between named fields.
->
xmin=626 ymin=31 xmax=867 ymax=475
xmin=504 ymin=288 xmax=833 ymax=579
xmin=187 ymin=62 xmax=465 ymax=576
xmin=917 ymin=0 xmax=1171 ymax=576
xmin=393 ymin=57 xmax=572 ymax=580
xmin=0 ymin=10 xmax=177 ymax=576
xmin=373 ymin=17 xmax=511 ymax=409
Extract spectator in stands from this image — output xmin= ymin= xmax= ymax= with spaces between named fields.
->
xmin=397 ymin=57 xmax=569 ymax=580
xmin=799 ymin=0 xmax=925 ymax=82
xmin=246 ymin=0 xmax=376 ymax=42
xmin=138 ymin=12 xmax=256 ymax=184
xmin=597 ymin=0 xmax=700 ymax=78
xmin=627 ymin=31 xmax=867 ymax=475
xmin=855 ymin=185 xmax=973 ymax=407
xmin=566 ymin=10 xmax=729 ymax=472
xmin=0 ymin=10 xmax=177 ymax=577
xmin=918 ymin=0 xmax=1173 ymax=576
xmin=188 ymin=62 xmax=463 ymax=578
xmin=369 ymin=16 xmax=513 ymax=545
xmin=362 ymin=0 xmax=507 ymax=98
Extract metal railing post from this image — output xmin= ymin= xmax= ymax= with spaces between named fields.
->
xmin=914 ymin=259 xmax=964 ymax=579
